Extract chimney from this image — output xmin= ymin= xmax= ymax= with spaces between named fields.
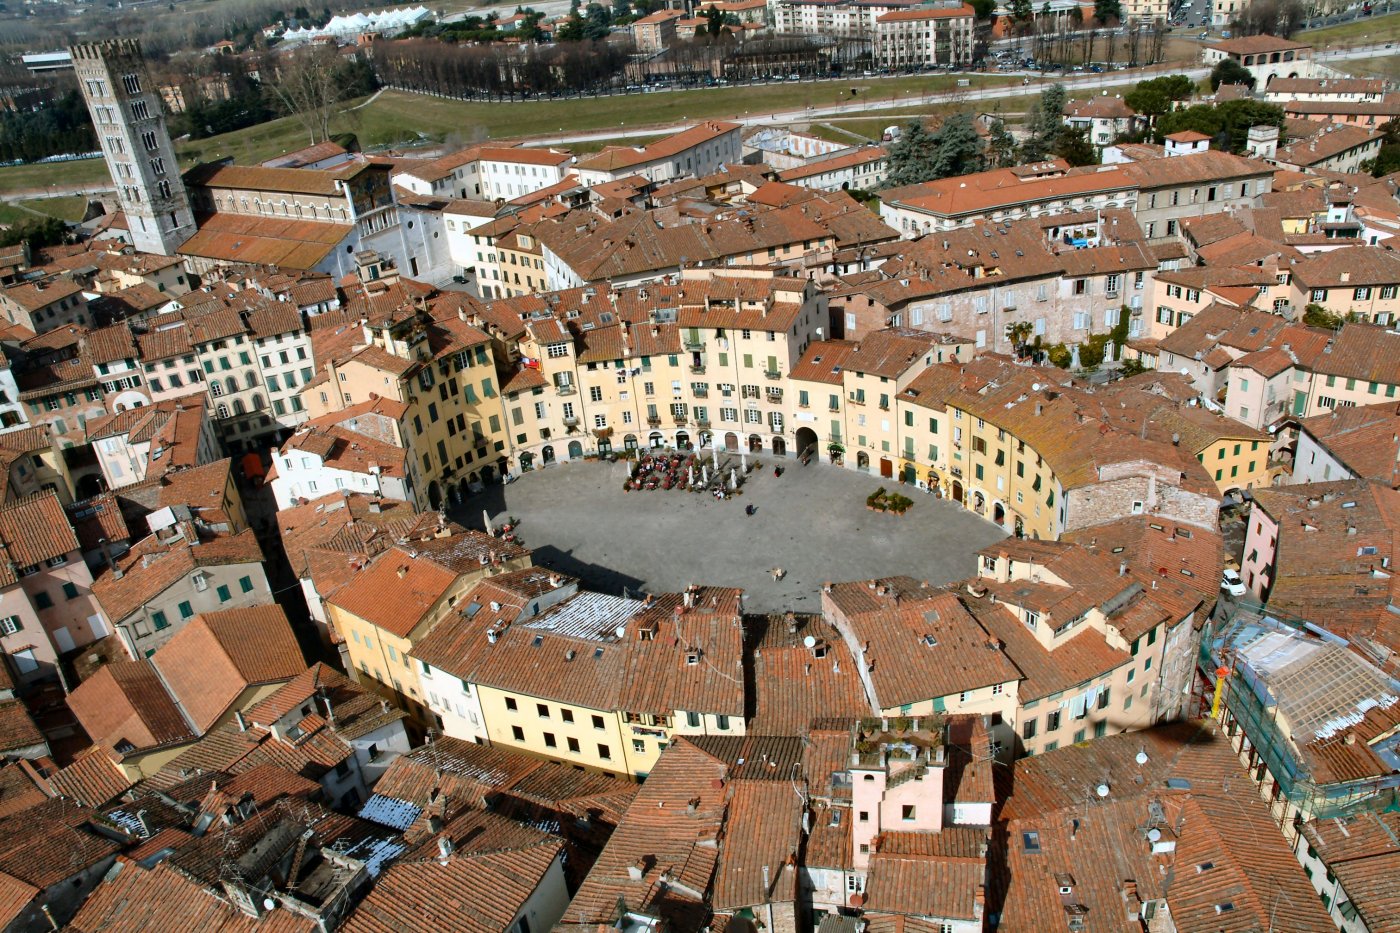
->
xmin=397 ymin=565 xmax=408 ymax=579
xmin=628 ymin=858 xmax=646 ymax=882
xmin=437 ymin=836 xmax=454 ymax=863
xmin=235 ymin=711 xmax=247 ymax=732
xmin=1119 ymin=561 xmax=1127 ymax=577
xmin=321 ymin=694 xmax=335 ymax=727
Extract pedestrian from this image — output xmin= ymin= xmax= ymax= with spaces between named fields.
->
xmin=746 ymin=504 xmax=756 ymax=516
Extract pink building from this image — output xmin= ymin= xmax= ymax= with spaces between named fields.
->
xmin=0 ymin=491 xmax=111 ymax=683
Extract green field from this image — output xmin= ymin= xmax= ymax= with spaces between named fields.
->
xmin=21 ymin=196 xmax=89 ymax=222
xmin=1301 ymin=10 xmax=1400 ymax=44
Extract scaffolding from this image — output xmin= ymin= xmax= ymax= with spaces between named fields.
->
xmin=1199 ymin=610 xmax=1400 ymax=823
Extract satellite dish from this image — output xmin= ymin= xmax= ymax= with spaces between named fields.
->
xmin=803 ymin=635 xmax=817 ymax=648
xmin=1147 ymin=827 xmax=1162 ymax=842
xmin=1096 ymin=783 xmax=1110 ymax=798
xmin=1135 ymin=751 xmax=1149 ymax=765
xmin=1031 ymin=382 xmax=1042 ymax=392
xmin=263 ymin=898 xmax=277 ymax=911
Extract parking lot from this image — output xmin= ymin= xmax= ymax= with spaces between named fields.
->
xmin=455 ymin=457 xmax=1008 ymax=614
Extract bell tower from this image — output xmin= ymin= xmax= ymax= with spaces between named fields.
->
xmin=70 ymin=39 xmax=195 ymax=256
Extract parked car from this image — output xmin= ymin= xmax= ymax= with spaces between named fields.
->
xmin=1221 ymin=568 xmax=1247 ymax=597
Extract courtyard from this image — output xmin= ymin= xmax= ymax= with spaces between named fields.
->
xmin=454 ymin=456 xmax=1008 ymax=613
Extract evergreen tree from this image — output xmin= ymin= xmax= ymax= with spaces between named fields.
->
xmin=882 ymin=120 xmax=941 ymax=188
xmin=1210 ymin=58 xmax=1256 ymax=91
xmin=1022 ymin=84 xmax=1066 ymax=162
xmin=987 ymin=118 xmax=1017 ymax=168
xmin=1052 ymin=124 xmax=1097 ymax=166
xmin=1093 ymin=0 xmax=1121 ymax=22
xmin=929 ymin=112 xmax=984 ymax=179
xmin=706 ymin=4 xmax=723 ymax=36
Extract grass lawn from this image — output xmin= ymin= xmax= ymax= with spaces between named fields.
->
xmin=20 ymin=196 xmax=89 ymax=222
xmin=0 ymin=203 xmax=35 ymax=226
xmin=175 ymin=75 xmax=1024 ymax=165
xmin=1301 ymin=10 xmax=1400 ymax=44
xmin=0 ymin=159 xmax=110 ymax=196
xmin=567 ymin=135 xmax=666 ymax=154
xmin=806 ymin=123 xmax=873 ymax=144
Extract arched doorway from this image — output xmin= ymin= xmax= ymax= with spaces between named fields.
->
xmin=568 ymin=440 xmax=584 ymax=460
xmin=902 ymin=464 xmax=916 ymax=484
xmin=448 ymin=484 xmax=462 ymax=506
xmin=541 ymin=445 xmax=555 ymax=465
xmin=772 ymin=437 xmax=786 ymax=456
xmin=1014 ymin=515 xmax=1025 ymax=538
xmin=795 ymin=427 xmax=818 ymax=459
xmin=521 ymin=451 xmax=536 ymax=472
xmin=993 ymin=502 xmax=1006 ymax=525
xmin=973 ymin=491 xmax=986 ymax=515
xmin=857 ymin=451 xmax=870 ymax=472
xmin=649 ymin=432 xmax=664 ymax=448
xmin=676 ymin=432 xmax=690 ymax=450
xmin=598 ymin=439 xmax=613 ymax=456
xmin=623 ymin=434 xmax=638 ymax=452
xmin=428 ymin=481 xmax=442 ymax=510
xmin=952 ymin=480 xmax=964 ymax=503
xmin=698 ymin=431 xmax=712 ymax=449
xmin=458 ymin=478 xmax=471 ymax=501
xmin=481 ymin=464 xmax=497 ymax=484
xmin=879 ymin=457 xmax=893 ymax=479
xmin=748 ymin=434 xmax=763 ymax=452
xmin=725 ymin=432 xmax=739 ymax=451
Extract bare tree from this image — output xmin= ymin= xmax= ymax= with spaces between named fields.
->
xmin=266 ymin=45 xmax=343 ymax=146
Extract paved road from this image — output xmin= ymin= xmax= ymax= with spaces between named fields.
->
xmin=452 ymin=457 xmax=1007 ymax=614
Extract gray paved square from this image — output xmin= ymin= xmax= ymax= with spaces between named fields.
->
xmin=456 ymin=456 xmax=1008 ymax=614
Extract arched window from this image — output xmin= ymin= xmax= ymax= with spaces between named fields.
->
xmin=251 ymin=393 xmax=264 ymax=410
xmin=245 ymin=371 xmax=259 ymax=389
xmin=210 ymin=382 xmax=224 ymax=397
xmin=225 ymin=376 xmax=237 ymax=395
xmin=232 ymin=399 xmax=246 ymax=416
xmin=216 ymin=404 xmax=229 ymax=418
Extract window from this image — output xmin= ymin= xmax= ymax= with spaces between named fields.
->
xmin=216 ymin=584 xmax=231 ymax=602
xmin=62 ymin=582 xmax=78 ymax=600
xmin=543 ymin=732 xmax=557 ymax=748
xmin=561 ymin=708 xmax=574 ymax=723
xmin=592 ymin=714 xmax=605 ymax=730
xmin=567 ymin=736 xmax=580 ymax=752
xmin=717 ymin=714 xmax=731 ymax=730
xmin=0 ymin=617 xmax=20 ymax=636
xmin=632 ymin=739 xmax=645 ymax=753
xmin=505 ymin=696 xmax=518 ymax=711
xmin=686 ymin=711 xmax=700 ymax=727
xmin=511 ymin=725 xmax=525 ymax=741
xmin=537 ymin=703 xmax=550 ymax=718
xmin=902 ymin=805 xmax=916 ymax=821
xmin=1046 ymin=710 xmax=1061 ymax=731
xmin=598 ymin=744 xmax=612 ymax=760
xmin=1023 ymin=718 xmax=1037 ymax=739
xmin=33 ymin=591 xmax=51 ymax=610
xmin=239 ymin=575 xmax=254 ymax=593
xmin=151 ymin=610 xmax=168 ymax=630
xmin=178 ymin=600 xmax=193 ymax=619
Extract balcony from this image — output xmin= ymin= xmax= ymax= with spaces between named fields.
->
xmin=683 ymin=339 xmax=706 ymax=351
xmin=646 ymin=416 xmax=662 ymax=427
xmin=764 ymin=370 xmax=782 ymax=380
xmin=696 ymin=419 xmax=711 ymax=429
xmin=672 ymin=414 xmax=688 ymax=425
xmin=829 ymin=404 xmax=841 ymax=413
xmin=556 ymin=384 xmax=576 ymax=396
xmin=563 ymin=416 xmax=579 ymax=427
xmin=693 ymin=388 xmax=709 ymax=399
xmin=690 ymin=364 xmax=706 ymax=375
xmin=1002 ymin=305 xmax=1017 ymax=313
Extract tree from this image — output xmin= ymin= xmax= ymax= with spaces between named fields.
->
xmin=1157 ymin=99 xmax=1283 ymax=153
xmin=1364 ymin=118 xmax=1400 ymax=177
xmin=1053 ymin=124 xmax=1097 ymax=166
xmin=1011 ymin=0 xmax=1033 ymax=25
xmin=1303 ymin=303 xmax=1343 ymax=329
xmin=969 ymin=0 xmax=995 ymax=18
xmin=265 ymin=44 xmax=343 ymax=146
xmin=987 ymin=118 xmax=1017 ymax=168
xmin=1006 ymin=320 xmax=1034 ymax=357
xmin=583 ymin=2 xmax=612 ymax=38
xmin=1125 ymin=73 xmax=1196 ymax=125
xmin=882 ymin=121 xmax=941 ymax=188
xmin=882 ymin=114 xmax=984 ymax=187
xmin=706 ymin=4 xmax=723 ymax=36
xmin=0 ymin=216 xmax=67 ymax=250
xmin=1021 ymin=84 xmax=1067 ymax=161
xmin=1210 ymin=57 xmax=1255 ymax=91
xmin=1093 ymin=0 xmax=1121 ymax=23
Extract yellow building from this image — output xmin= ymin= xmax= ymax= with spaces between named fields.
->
xmin=787 ymin=340 xmax=857 ymax=465
xmin=1154 ymin=407 xmax=1270 ymax=495
xmin=304 ymin=288 xmax=510 ymax=508
xmin=409 ymin=586 xmax=745 ymax=779
xmin=328 ymin=531 xmax=532 ymax=729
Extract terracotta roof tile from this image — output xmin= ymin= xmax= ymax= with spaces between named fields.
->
xmin=153 ymin=605 xmax=306 ymax=734
xmin=68 ymin=661 xmax=195 ymax=756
